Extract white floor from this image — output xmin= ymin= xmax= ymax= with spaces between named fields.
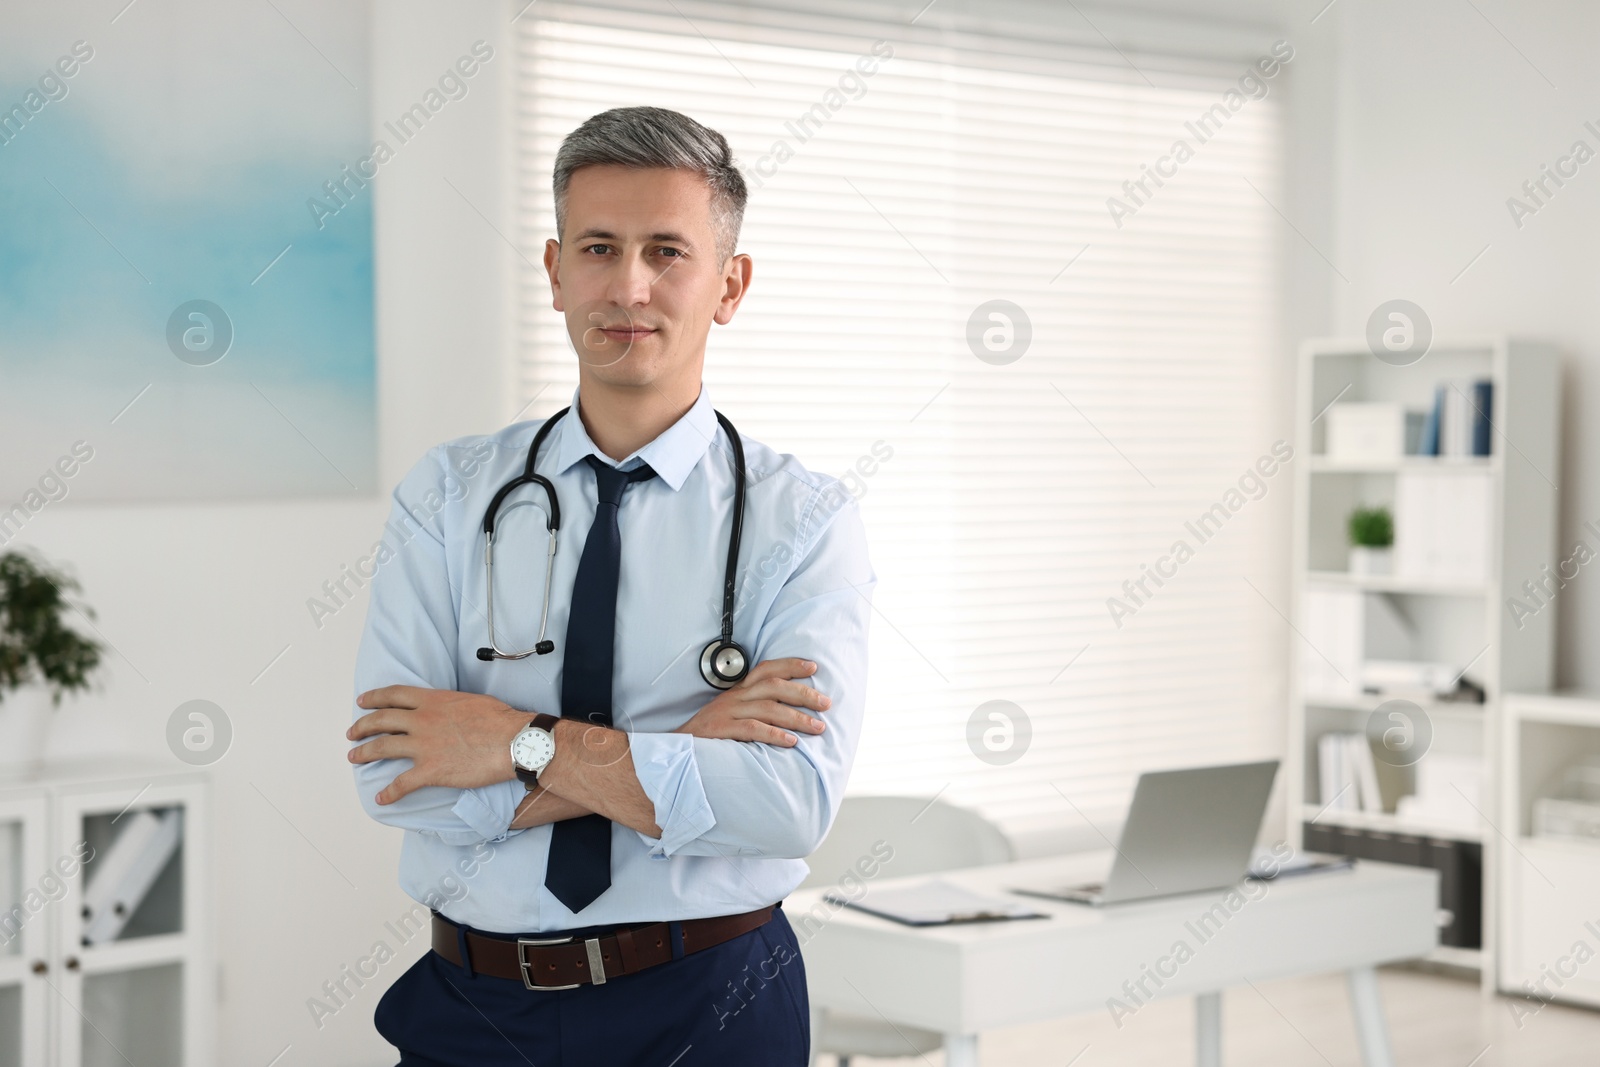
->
xmin=824 ymin=967 xmax=1599 ymax=1066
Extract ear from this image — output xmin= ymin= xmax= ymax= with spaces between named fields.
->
xmin=713 ymin=253 xmax=753 ymax=326
xmin=545 ymin=238 xmax=563 ymax=312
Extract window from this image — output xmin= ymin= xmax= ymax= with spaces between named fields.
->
xmin=514 ymin=0 xmax=1286 ymax=837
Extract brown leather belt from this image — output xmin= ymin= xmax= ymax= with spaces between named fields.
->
xmin=431 ymin=904 xmax=777 ymax=990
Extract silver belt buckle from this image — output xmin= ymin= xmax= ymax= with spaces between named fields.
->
xmin=516 ymin=934 xmax=607 ymax=990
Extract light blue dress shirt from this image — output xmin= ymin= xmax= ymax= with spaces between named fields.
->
xmin=351 ymin=383 xmax=876 ymax=932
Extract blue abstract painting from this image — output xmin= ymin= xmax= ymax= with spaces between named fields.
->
xmin=0 ymin=0 xmax=375 ymax=502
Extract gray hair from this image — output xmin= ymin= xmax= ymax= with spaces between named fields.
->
xmin=552 ymin=106 xmax=747 ymax=265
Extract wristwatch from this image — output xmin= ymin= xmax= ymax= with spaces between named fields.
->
xmin=510 ymin=713 xmax=562 ymax=787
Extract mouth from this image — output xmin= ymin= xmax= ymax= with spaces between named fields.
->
xmin=598 ymin=327 xmax=657 ymax=342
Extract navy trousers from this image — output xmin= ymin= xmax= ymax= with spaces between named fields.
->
xmin=374 ymin=903 xmax=811 ymax=1066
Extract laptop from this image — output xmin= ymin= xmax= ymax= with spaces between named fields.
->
xmin=1011 ymin=759 xmax=1280 ymax=906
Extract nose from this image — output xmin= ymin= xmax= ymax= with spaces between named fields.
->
xmin=606 ymin=249 xmax=655 ymax=311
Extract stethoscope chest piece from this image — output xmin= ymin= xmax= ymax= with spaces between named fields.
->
xmin=700 ymin=638 xmax=750 ymax=689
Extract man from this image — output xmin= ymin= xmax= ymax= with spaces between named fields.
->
xmin=346 ymin=105 xmax=875 ymax=1066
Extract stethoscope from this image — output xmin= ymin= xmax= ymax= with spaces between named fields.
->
xmin=474 ymin=405 xmax=752 ymax=690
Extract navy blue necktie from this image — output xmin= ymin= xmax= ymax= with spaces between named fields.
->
xmin=544 ymin=454 xmax=658 ymax=913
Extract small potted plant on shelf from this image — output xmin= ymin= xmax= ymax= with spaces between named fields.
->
xmin=1347 ymin=505 xmax=1394 ymax=577
xmin=0 ymin=549 xmax=105 ymax=773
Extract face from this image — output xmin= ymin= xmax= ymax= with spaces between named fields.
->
xmin=545 ymin=165 xmax=751 ymax=393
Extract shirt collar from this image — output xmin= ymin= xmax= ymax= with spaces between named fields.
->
xmin=550 ymin=382 xmax=718 ymax=492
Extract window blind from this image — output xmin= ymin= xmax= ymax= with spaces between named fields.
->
xmin=512 ymin=0 xmax=1286 ymax=837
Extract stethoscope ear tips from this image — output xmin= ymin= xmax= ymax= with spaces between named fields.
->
xmin=477 ymin=641 xmax=556 ymax=661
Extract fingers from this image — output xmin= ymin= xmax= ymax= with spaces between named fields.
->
xmin=376 ymin=768 xmax=421 ymax=805
xmin=739 ymin=658 xmax=818 ymax=688
xmin=347 ymin=710 xmax=408 ymax=741
xmin=737 ymin=677 xmax=831 ymax=715
xmin=347 ymin=735 xmax=408 ymax=765
xmin=726 ymin=697 xmax=825 ymax=736
xmin=356 ymin=685 xmax=424 ymax=711
xmin=733 ymin=720 xmax=802 ymax=747
xmin=756 ymin=700 xmax=826 ymax=735
xmin=772 ymin=678 xmax=831 ymax=712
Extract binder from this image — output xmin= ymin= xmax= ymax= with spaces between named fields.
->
xmin=1333 ymin=825 xmax=1367 ymax=859
xmin=1443 ymin=382 xmax=1472 ymax=457
xmin=1347 ymin=734 xmax=1384 ymax=814
xmin=1419 ymin=385 xmax=1443 ymax=456
xmin=1301 ymin=821 xmax=1338 ymax=854
xmin=1455 ymin=842 xmax=1484 ymax=948
xmin=1471 ymin=380 xmax=1493 ymax=456
xmin=1395 ymin=470 xmax=1491 ymax=583
xmin=81 ymin=808 xmax=183 ymax=945
xmin=1318 ymin=733 xmax=1348 ymax=809
xmin=822 ymin=878 xmax=1048 ymax=926
xmin=1298 ymin=823 xmax=1481 ymax=949
xmin=1304 ymin=589 xmax=1364 ymax=701
xmin=1247 ymin=846 xmax=1352 ymax=880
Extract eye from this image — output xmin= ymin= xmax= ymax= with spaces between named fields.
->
xmin=582 ymin=244 xmax=612 ymax=256
xmin=657 ymin=247 xmax=685 ymax=258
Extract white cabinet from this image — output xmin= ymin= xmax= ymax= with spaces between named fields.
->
xmin=1499 ymin=693 xmax=1600 ymax=1007
xmin=0 ymin=792 xmax=49 ymax=1067
xmin=0 ymin=767 xmax=211 ymax=1066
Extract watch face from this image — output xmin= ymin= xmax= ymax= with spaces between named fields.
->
xmin=512 ymin=727 xmax=556 ymax=772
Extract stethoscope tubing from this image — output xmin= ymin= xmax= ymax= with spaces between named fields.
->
xmin=476 ymin=404 xmax=750 ymax=688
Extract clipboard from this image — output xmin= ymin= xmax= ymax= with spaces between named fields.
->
xmin=822 ymin=877 xmax=1049 ymax=927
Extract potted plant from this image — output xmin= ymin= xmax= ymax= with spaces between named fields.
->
xmin=0 ymin=549 xmax=105 ymax=773
xmin=1347 ymin=506 xmax=1394 ymax=577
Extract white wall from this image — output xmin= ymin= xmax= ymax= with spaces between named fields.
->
xmin=1323 ymin=0 xmax=1600 ymax=690
xmin=13 ymin=3 xmax=515 ymax=1064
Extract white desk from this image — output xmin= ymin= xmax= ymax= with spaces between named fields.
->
xmin=790 ymin=851 xmax=1438 ymax=1067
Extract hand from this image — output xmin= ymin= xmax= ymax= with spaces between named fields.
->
xmin=673 ymin=658 xmax=832 ymax=747
xmin=347 ymin=686 xmax=528 ymax=804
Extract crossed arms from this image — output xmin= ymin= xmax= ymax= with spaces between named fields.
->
xmin=346 ymin=444 xmax=874 ymax=859
xmin=346 ymin=656 xmax=833 ymax=839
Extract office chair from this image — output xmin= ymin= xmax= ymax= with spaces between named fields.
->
xmin=800 ymin=795 xmax=1014 ymax=1067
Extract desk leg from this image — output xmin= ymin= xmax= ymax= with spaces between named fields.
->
xmin=943 ymin=1032 xmax=979 ymax=1067
xmin=1347 ymin=966 xmax=1396 ymax=1067
xmin=1195 ymin=992 xmax=1221 ymax=1067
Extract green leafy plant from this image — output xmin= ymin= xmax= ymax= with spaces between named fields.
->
xmin=0 ymin=549 xmax=104 ymax=707
xmin=1347 ymin=506 xmax=1394 ymax=548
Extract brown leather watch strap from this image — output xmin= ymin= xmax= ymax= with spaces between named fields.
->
xmin=514 ymin=713 xmax=564 ymax=787
xmin=431 ymin=905 xmax=776 ymax=989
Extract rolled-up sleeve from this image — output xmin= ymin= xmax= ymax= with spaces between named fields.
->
xmin=629 ymin=482 xmax=875 ymax=859
xmin=350 ymin=446 xmax=526 ymax=845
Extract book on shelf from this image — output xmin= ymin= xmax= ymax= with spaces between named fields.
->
xmin=1472 ymin=380 xmax=1493 ymax=456
xmin=1317 ymin=731 xmax=1384 ymax=814
xmin=1415 ymin=378 xmax=1492 ymax=459
xmin=1350 ymin=734 xmax=1384 ymax=815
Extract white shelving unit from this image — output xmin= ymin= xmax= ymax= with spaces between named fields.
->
xmin=0 ymin=764 xmax=211 ymax=1067
xmin=1498 ymin=692 xmax=1600 ymax=1006
xmin=1288 ymin=336 xmax=1561 ymax=988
